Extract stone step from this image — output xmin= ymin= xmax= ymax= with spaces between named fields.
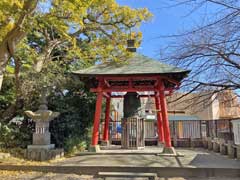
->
xmin=98 ymin=172 xmax=157 ymax=180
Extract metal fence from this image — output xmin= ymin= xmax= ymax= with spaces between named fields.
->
xmin=205 ymin=119 xmax=236 ymax=141
xmin=99 ymin=118 xmax=239 ymax=142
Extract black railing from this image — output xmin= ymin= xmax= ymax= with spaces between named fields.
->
xmin=99 ymin=118 xmax=239 ymax=142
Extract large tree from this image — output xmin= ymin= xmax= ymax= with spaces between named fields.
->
xmin=162 ymin=0 xmax=240 ymax=102
xmin=0 ymin=0 xmax=151 ymax=90
xmin=0 ymin=0 xmax=38 ymax=90
xmin=0 ymin=0 xmax=151 ymax=120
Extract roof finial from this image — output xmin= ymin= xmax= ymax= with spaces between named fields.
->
xmin=127 ymin=28 xmax=136 ymax=52
xmin=127 ymin=39 xmax=136 ymax=52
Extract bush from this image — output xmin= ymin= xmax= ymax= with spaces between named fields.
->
xmin=0 ymin=76 xmax=95 ymax=154
xmin=64 ymin=137 xmax=88 ymax=154
xmin=0 ymin=116 xmax=33 ymax=149
xmin=48 ymin=81 xmax=96 ymax=151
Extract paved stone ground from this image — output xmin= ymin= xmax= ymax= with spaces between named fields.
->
xmin=57 ymin=147 xmax=240 ymax=168
xmin=0 ymin=147 xmax=239 ymax=179
xmin=0 ymin=171 xmax=239 ymax=180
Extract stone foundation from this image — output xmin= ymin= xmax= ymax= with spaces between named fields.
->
xmin=190 ymin=138 xmax=203 ymax=148
xmin=202 ymin=137 xmax=208 ymax=149
xmin=212 ymin=138 xmax=220 ymax=153
xmin=207 ymin=137 xmax=213 ymax=150
xmin=173 ymin=135 xmax=177 ymax=147
xmin=89 ymin=145 xmax=100 ymax=152
xmin=219 ymin=139 xmax=227 ymax=155
xmin=157 ymin=141 xmax=164 ymax=147
xmin=237 ymin=146 xmax=240 ymax=159
xmin=25 ymin=147 xmax=64 ymax=161
xmin=162 ymin=147 xmax=176 ymax=155
xmin=227 ymin=140 xmax=235 ymax=158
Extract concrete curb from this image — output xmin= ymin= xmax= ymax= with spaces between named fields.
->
xmin=75 ymin=152 xmax=184 ymax=157
xmin=0 ymin=165 xmax=239 ymax=178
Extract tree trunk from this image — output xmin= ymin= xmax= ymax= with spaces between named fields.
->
xmin=14 ymin=56 xmax=22 ymax=106
xmin=0 ymin=73 xmax=3 ymax=90
xmin=0 ymin=0 xmax=38 ymax=91
xmin=1 ymin=57 xmax=23 ymax=122
xmin=33 ymin=40 xmax=62 ymax=72
xmin=0 ymin=43 xmax=10 ymax=90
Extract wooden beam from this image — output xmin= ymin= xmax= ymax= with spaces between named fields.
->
xmin=155 ymin=92 xmax=164 ymax=143
xmin=103 ymin=92 xmax=110 ymax=98
xmin=159 ymin=80 xmax=172 ymax=148
xmin=91 ymin=87 xmax=156 ymax=92
xmin=103 ymin=97 xmax=111 ymax=141
xmin=96 ymin=75 xmax=180 ymax=86
xmin=91 ymin=91 xmax=103 ymax=146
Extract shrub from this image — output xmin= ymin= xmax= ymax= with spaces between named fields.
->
xmin=0 ymin=116 xmax=33 ymax=149
xmin=64 ymin=137 xmax=88 ymax=154
xmin=48 ymin=81 xmax=95 ymax=151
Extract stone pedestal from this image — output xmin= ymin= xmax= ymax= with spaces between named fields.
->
xmin=173 ymin=135 xmax=178 ymax=147
xmin=157 ymin=141 xmax=164 ymax=147
xmin=227 ymin=140 xmax=235 ymax=158
xmin=26 ymin=146 xmax=64 ymax=161
xmin=89 ymin=145 xmax=100 ymax=152
xmin=213 ymin=138 xmax=220 ymax=153
xmin=26 ymin=126 xmax=64 ymax=161
xmin=202 ymin=137 xmax=208 ymax=149
xmin=236 ymin=146 xmax=240 ymax=159
xmin=162 ymin=147 xmax=176 ymax=155
xmin=207 ymin=137 xmax=213 ymax=150
xmin=33 ymin=133 xmax=51 ymax=145
xmin=219 ymin=139 xmax=227 ymax=155
xmin=28 ymin=144 xmax=55 ymax=149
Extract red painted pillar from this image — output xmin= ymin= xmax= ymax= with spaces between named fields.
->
xmin=154 ymin=92 xmax=164 ymax=143
xmin=103 ymin=97 xmax=111 ymax=141
xmin=159 ymin=81 xmax=172 ymax=147
xmin=91 ymin=91 xmax=103 ymax=146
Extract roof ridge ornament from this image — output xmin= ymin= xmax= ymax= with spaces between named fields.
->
xmin=127 ymin=39 xmax=136 ymax=52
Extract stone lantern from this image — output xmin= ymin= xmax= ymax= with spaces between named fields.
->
xmin=25 ymin=88 xmax=64 ymax=161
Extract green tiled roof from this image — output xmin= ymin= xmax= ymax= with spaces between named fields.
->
xmin=169 ymin=115 xmax=200 ymax=121
xmin=73 ymin=54 xmax=189 ymax=76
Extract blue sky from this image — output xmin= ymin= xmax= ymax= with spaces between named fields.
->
xmin=117 ymin=0 xmax=219 ymax=59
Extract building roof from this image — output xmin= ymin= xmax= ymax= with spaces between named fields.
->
xmin=73 ymin=54 xmax=190 ymax=76
xmin=145 ymin=114 xmax=200 ymax=121
xmin=169 ymin=115 xmax=200 ymax=121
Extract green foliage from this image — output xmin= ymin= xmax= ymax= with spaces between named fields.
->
xmin=64 ymin=137 xmax=88 ymax=154
xmin=0 ymin=0 xmax=25 ymax=42
xmin=0 ymin=0 xmax=152 ymax=154
xmin=0 ymin=76 xmax=15 ymax=111
xmin=0 ymin=116 xmax=33 ymax=149
xmin=48 ymin=80 xmax=95 ymax=152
